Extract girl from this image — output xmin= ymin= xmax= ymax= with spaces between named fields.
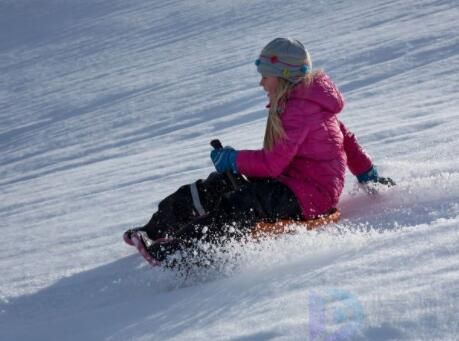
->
xmin=124 ymin=38 xmax=394 ymax=267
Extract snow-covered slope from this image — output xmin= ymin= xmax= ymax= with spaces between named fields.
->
xmin=1 ymin=0 xmax=458 ymax=340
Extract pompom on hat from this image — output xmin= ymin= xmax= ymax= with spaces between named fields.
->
xmin=255 ymin=37 xmax=311 ymax=83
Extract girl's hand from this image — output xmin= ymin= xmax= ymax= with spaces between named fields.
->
xmin=210 ymin=147 xmax=239 ymax=174
xmin=357 ymin=166 xmax=395 ymax=186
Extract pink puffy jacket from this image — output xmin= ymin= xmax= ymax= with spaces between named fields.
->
xmin=236 ymin=73 xmax=372 ymax=218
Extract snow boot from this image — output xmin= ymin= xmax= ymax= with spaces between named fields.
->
xmin=129 ymin=230 xmax=183 ymax=266
xmin=129 ymin=231 xmax=161 ymax=266
xmin=123 ymin=227 xmax=153 ymax=246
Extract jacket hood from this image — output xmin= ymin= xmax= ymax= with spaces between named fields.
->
xmin=288 ymin=72 xmax=344 ymax=114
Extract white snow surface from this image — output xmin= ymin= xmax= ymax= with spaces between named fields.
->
xmin=1 ymin=0 xmax=459 ymax=340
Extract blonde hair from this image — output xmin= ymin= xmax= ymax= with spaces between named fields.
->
xmin=263 ymin=70 xmax=320 ymax=150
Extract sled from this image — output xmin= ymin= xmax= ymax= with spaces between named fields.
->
xmin=251 ymin=208 xmax=341 ymax=238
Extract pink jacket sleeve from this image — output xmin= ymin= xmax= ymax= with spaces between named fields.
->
xmin=236 ymin=105 xmax=310 ymax=178
xmin=339 ymin=121 xmax=373 ymax=176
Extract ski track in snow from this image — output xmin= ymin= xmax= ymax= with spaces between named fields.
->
xmin=1 ymin=0 xmax=458 ymax=340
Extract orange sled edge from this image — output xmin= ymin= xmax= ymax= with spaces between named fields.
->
xmin=251 ymin=208 xmax=341 ymax=238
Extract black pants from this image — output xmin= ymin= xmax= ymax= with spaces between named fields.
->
xmin=142 ymin=172 xmax=303 ymax=244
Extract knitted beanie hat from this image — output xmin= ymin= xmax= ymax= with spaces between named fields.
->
xmin=255 ymin=37 xmax=311 ymax=83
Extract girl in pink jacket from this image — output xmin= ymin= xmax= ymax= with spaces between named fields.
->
xmin=124 ymin=38 xmax=394 ymax=267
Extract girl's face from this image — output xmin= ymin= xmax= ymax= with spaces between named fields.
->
xmin=259 ymin=76 xmax=279 ymax=101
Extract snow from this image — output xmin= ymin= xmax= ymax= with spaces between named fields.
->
xmin=1 ymin=0 xmax=458 ymax=340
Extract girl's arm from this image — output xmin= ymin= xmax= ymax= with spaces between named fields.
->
xmin=339 ymin=121 xmax=373 ymax=176
xmin=340 ymin=121 xmax=396 ymax=187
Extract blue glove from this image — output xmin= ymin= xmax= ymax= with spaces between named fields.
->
xmin=357 ymin=166 xmax=395 ymax=186
xmin=210 ymin=147 xmax=239 ymax=174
